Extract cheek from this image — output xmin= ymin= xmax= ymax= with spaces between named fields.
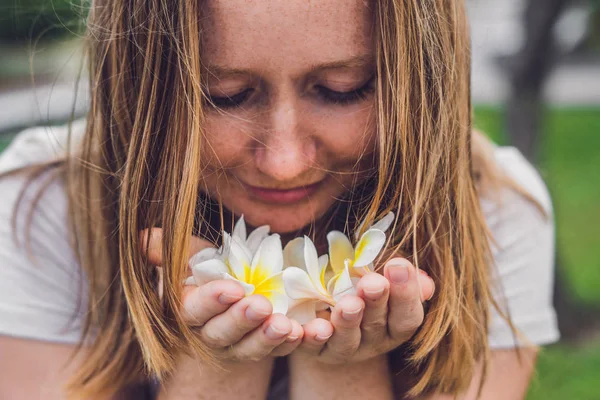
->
xmin=316 ymin=104 xmax=377 ymax=161
xmin=201 ymin=115 xmax=253 ymax=167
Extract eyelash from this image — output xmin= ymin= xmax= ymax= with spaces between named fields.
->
xmin=315 ymin=76 xmax=375 ymax=105
xmin=206 ymin=77 xmax=375 ymax=109
xmin=207 ymin=89 xmax=254 ymax=109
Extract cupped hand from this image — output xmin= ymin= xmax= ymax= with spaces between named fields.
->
xmin=297 ymin=258 xmax=434 ymax=364
xmin=140 ymin=228 xmax=304 ymax=362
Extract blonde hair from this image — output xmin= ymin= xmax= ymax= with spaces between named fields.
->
xmin=7 ymin=0 xmax=519 ymax=398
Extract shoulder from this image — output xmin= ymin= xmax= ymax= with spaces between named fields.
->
xmin=0 ymin=123 xmax=86 ymax=344
xmin=0 ymin=120 xmax=85 ymax=173
xmin=481 ymin=146 xmax=559 ymax=348
xmin=481 ymin=146 xmax=552 ymax=224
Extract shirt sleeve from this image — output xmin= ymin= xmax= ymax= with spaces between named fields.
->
xmin=482 ymin=147 xmax=560 ymax=349
xmin=0 ymin=129 xmax=86 ymax=344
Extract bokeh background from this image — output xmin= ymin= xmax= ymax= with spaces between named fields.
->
xmin=0 ymin=0 xmax=599 ymax=398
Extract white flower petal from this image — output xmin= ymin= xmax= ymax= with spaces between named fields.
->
xmin=303 ymin=236 xmax=327 ymax=290
xmin=333 ymin=265 xmax=357 ymax=303
xmin=283 ymin=237 xmax=306 ymax=269
xmin=353 ymin=229 xmax=386 ymax=267
xmin=317 ymin=254 xmax=329 ymax=289
xmin=326 ymin=273 xmax=337 ymax=295
xmin=371 ymin=211 xmax=395 ymax=233
xmin=269 ymin=292 xmax=289 ymax=315
xmin=326 ymin=231 xmax=355 ymax=274
xmin=287 ymin=299 xmax=317 ymax=325
xmin=222 ymin=273 xmax=255 ymax=295
xmin=283 ymin=267 xmax=326 ymax=301
xmin=188 ymin=247 xmax=219 ymax=268
xmin=222 ymin=231 xmax=232 ymax=258
xmin=233 ymin=215 xmax=247 ymax=241
xmin=246 ymin=225 xmax=270 ymax=254
xmin=228 ymin=236 xmax=253 ymax=280
xmin=183 ymin=276 xmax=196 ymax=286
xmin=252 ymin=234 xmax=283 ymax=276
xmin=318 ymin=254 xmax=329 ymax=270
xmin=191 ymin=259 xmax=229 ymax=286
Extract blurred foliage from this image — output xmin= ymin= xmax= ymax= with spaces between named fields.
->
xmin=590 ymin=5 xmax=600 ymax=50
xmin=527 ymin=342 xmax=600 ymax=400
xmin=475 ymin=106 xmax=600 ymax=399
xmin=475 ymin=107 xmax=600 ymax=304
xmin=0 ymin=0 xmax=85 ymax=43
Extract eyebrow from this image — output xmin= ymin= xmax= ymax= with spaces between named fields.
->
xmin=203 ymin=54 xmax=375 ymax=78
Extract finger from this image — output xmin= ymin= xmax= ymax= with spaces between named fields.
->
xmin=271 ymin=318 xmax=304 ymax=357
xmin=230 ymin=314 xmax=293 ymax=361
xmin=418 ymin=269 xmax=435 ymax=302
xmin=320 ymin=295 xmax=364 ymax=360
xmin=200 ymin=294 xmax=272 ymax=348
xmin=356 ymin=272 xmax=390 ymax=342
xmin=140 ymin=228 xmax=213 ymax=266
xmin=181 ymin=279 xmax=246 ymax=326
xmin=298 ymin=318 xmax=334 ymax=356
xmin=384 ymin=258 xmax=425 ymax=341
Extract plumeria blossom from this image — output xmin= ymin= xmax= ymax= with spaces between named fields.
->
xmin=187 ymin=215 xmax=270 ymax=270
xmin=282 ymin=236 xmax=356 ymax=324
xmin=326 ymin=211 xmax=395 ymax=286
xmin=186 ymin=217 xmax=288 ymax=314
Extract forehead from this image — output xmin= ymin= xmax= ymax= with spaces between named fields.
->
xmin=202 ymin=0 xmax=374 ymax=72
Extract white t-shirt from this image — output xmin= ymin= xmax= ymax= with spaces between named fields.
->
xmin=0 ymin=123 xmax=560 ymax=348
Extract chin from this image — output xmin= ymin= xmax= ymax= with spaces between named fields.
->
xmin=227 ymin=198 xmax=333 ymax=234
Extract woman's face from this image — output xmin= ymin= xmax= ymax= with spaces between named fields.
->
xmin=200 ymin=0 xmax=376 ymax=233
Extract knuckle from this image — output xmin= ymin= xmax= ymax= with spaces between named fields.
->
xmin=361 ymin=321 xmax=388 ymax=341
xmin=200 ymin=329 xmax=230 ymax=349
xmin=330 ymin=341 xmax=359 ymax=359
xmin=396 ymin=309 xmax=424 ymax=334
xmin=270 ymin=346 xmax=289 ymax=357
xmin=299 ymin=342 xmax=322 ymax=356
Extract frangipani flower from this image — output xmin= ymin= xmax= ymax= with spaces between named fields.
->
xmin=282 ymin=236 xmax=355 ymax=324
xmin=327 ymin=211 xmax=395 ymax=280
xmin=231 ymin=215 xmax=271 ymax=255
xmin=189 ymin=234 xmax=289 ymax=314
xmin=187 ymin=215 xmax=270 ymax=269
xmin=186 ymin=216 xmax=284 ymax=313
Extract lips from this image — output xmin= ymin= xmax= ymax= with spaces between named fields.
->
xmin=243 ymin=180 xmax=324 ymax=204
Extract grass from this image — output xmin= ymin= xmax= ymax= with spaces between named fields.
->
xmin=527 ymin=342 xmax=600 ymax=400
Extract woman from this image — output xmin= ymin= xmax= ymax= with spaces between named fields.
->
xmin=0 ymin=0 xmax=559 ymax=399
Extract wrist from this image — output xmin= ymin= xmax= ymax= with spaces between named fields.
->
xmin=158 ymin=351 xmax=275 ymax=400
xmin=288 ymin=353 xmax=393 ymax=400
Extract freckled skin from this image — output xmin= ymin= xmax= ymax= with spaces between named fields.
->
xmin=200 ymin=0 xmax=377 ymax=233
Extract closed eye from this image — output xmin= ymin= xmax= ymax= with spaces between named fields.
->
xmin=315 ymin=76 xmax=375 ymax=105
xmin=206 ymin=88 xmax=254 ymax=109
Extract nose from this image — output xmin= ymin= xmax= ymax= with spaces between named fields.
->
xmin=255 ymin=97 xmax=316 ymax=183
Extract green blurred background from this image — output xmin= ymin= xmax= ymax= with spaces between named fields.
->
xmin=0 ymin=0 xmax=599 ymax=399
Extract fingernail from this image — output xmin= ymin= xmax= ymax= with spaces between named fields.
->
xmin=389 ymin=265 xmax=409 ymax=284
xmin=418 ymin=269 xmax=429 ymax=277
xmin=246 ymin=304 xmax=271 ymax=321
xmin=342 ymin=306 xmax=363 ymax=321
xmin=218 ymin=293 xmax=243 ymax=305
xmin=265 ymin=324 xmax=288 ymax=340
xmin=363 ymin=287 xmax=385 ymax=301
xmin=286 ymin=334 xmax=299 ymax=342
xmin=315 ymin=333 xmax=332 ymax=342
